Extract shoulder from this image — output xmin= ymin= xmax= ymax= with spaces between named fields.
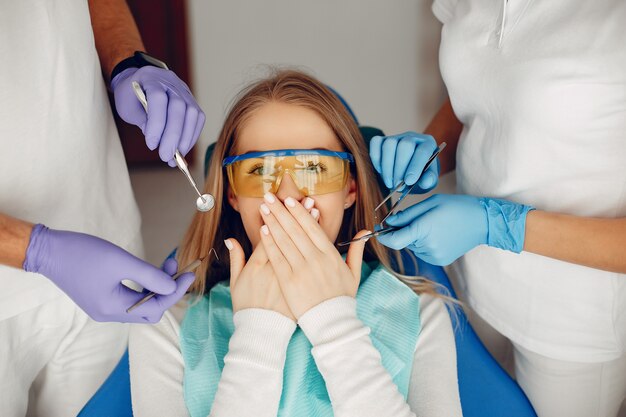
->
xmin=415 ymin=293 xmax=456 ymax=353
xmin=418 ymin=293 xmax=451 ymax=326
xmin=128 ymin=298 xmax=192 ymax=417
xmin=432 ymin=0 xmax=460 ymax=24
xmin=129 ymin=297 xmax=189 ymax=353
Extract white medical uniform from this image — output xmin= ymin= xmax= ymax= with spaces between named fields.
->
xmin=0 ymin=1 xmax=143 ymax=416
xmin=432 ymin=0 xmax=626 ymax=415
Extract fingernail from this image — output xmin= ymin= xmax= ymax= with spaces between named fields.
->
xmin=261 ymin=225 xmax=269 ymax=235
xmin=224 ymin=239 xmax=233 ymax=250
xmin=405 ymin=173 xmax=417 ymax=184
xmin=385 ymin=215 xmax=397 ymax=224
xmin=421 ymin=173 xmax=435 ymax=188
xmin=311 ymin=208 xmax=320 ymax=220
xmin=146 ymin=137 xmax=158 ymax=150
xmin=285 ymin=197 xmax=296 ymax=207
xmin=303 ymin=197 xmax=314 ymax=210
xmin=260 ymin=203 xmax=270 ymax=215
xmin=264 ymin=192 xmax=276 ymax=203
xmin=358 ymin=231 xmax=372 ymax=243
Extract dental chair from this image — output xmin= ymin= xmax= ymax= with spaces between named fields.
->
xmin=78 ymin=90 xmax=537 ymax=417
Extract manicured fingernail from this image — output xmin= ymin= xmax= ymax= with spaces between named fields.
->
xmin=261 ymin=225 xmax=269 ymax=235
xmin=285 ymin=197 xmax=296 ymax=207
xmin=303 ymin=197 xmax=314 ymax=210
xmin=224 ymin=239 xmax=233 ymax=250
xmin=264 ymin=192 xmax=276 ymax=203
xmin=359 ymin=231 xmax=372 ymax=243
xmin=311 ymin=208 xmax=320 ymax=220
xmin=260 ymin=204 xmax=270 ymax=215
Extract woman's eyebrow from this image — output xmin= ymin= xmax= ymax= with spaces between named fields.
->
xmin=241 ymin=147 xmax=333 ymax=154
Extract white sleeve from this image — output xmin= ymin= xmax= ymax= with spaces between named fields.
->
xmin=129 ymin=304 xmax=296 ymax=417
xmin=129 ymin=307 xmax=190 ymax=417
xmin=298 ymin=296 xmax=417 ymax=417
xmin=209 ymin=308 xmax=296 ymax=417
xmin=407 ymin=294 xmax=463 ymax=417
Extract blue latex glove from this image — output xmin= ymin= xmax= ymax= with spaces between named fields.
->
xmin=23 ymin=224 xmax=195 ymax=323
xmin=376 ymin=194 xmax=535 ymax=266
xmin=369 ymin=132 xmax=439 ymax=193
xmin=111 ymin=66 xmax=206 ymax=167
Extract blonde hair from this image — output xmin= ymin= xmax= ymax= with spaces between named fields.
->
xmin=177 ymin=69 xmax=439 ymax=297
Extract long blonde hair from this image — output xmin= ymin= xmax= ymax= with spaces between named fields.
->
xmin=178 ymin=69 xmax=437 ymax=296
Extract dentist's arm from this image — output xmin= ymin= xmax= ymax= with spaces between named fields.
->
xmin=88 ymin=0 xmax=144 ymax=81
xmin=0 ymin=212 xmax=31 ymax=269
xmin=0 ymin=212 xmax=194 ymax=322
xmin=89 ymin=0 xmax=206 ymax=167
xmin=373 ymin=98 xmax=626 ymax=273
xmin=524 ymin=211 xmax=626 ymax=273
xmin=377 ymin=194 xmax=626 ymax=274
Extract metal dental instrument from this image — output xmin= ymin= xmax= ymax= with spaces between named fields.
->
xmin=126 ymin=248 xmax=218 ymax=313
xmin=131 ymin=81 xmax=215 ymax=212
xmin=336 ymin=226 xmax=400 ymax=247
xmin=375 ymin=142 xmax=446 ymax=225
xmin=338 ymin=142 xmax=446 ymax=247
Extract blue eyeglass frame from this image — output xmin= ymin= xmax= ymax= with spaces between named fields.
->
xmin=222 ymin=149 xmax=355 ymax=166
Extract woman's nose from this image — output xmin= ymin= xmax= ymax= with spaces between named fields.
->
xmin=275 ymin=173 xmax=305 ymax=203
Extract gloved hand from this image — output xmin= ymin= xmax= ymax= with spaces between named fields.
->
xmin=23 ymin=224 xmax=195 ymax=323
xmin=111 ymin=66 xmax=206 ymax=167
xmin=369 ymin=132 xmax=439 ymax=193
xmin=376 ymin=194 xmax=534 ymax=266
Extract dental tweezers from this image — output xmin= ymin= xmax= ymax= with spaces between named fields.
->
xmin=337 ymin=142 xmax=446 ymax=246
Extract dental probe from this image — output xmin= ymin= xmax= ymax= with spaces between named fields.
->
xmin=131 ymin=81 xmax=214 ymax=212
xmin=126 ymin=249 xmax=217 ymax=313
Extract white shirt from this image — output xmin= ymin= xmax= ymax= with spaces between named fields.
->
xmin=129 ymin=294 xmax=462 ymax=417
xmin=433 ymin=0 xmax=626 ymax=362
xmin=0 ymin=0 xmax=143 ymax=319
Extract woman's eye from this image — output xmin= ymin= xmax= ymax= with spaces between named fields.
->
xmin=304 ymin=163 xmax=327 ymax=173
xmin=247 ymin=164 xmax=266 ymax=175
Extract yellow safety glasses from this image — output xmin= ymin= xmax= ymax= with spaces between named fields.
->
xmin=223 ymin=149 xmax=354 ymax=198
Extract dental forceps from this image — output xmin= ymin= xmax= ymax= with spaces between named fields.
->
xmin=131 ymin=81 xmax=215 ymax=212
xmin=338 ymin=142 xmax=446 ymax=246
xmin=126 ymin=248 xmax=218 ymax=313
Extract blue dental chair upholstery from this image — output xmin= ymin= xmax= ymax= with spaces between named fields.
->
xmin=78 ymin=90 xmax=536 ymax=417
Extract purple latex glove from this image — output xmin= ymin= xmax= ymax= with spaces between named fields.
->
xmin=111 ymin=66 xmax=206 ymax=167
xmin=23 ymin=224 xmax=195 ymax=323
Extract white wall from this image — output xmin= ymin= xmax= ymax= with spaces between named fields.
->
xmin=187 ymin=0 xmax=447 ymax=167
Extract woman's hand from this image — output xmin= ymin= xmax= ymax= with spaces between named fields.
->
xmin=226 ymin=238 xmax=295 ymax=321
xmin=258 ymin=192 xmax=370 ymax=320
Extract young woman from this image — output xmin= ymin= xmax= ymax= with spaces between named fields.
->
xmin=129 ymin=70 xmax=462 ymax=417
